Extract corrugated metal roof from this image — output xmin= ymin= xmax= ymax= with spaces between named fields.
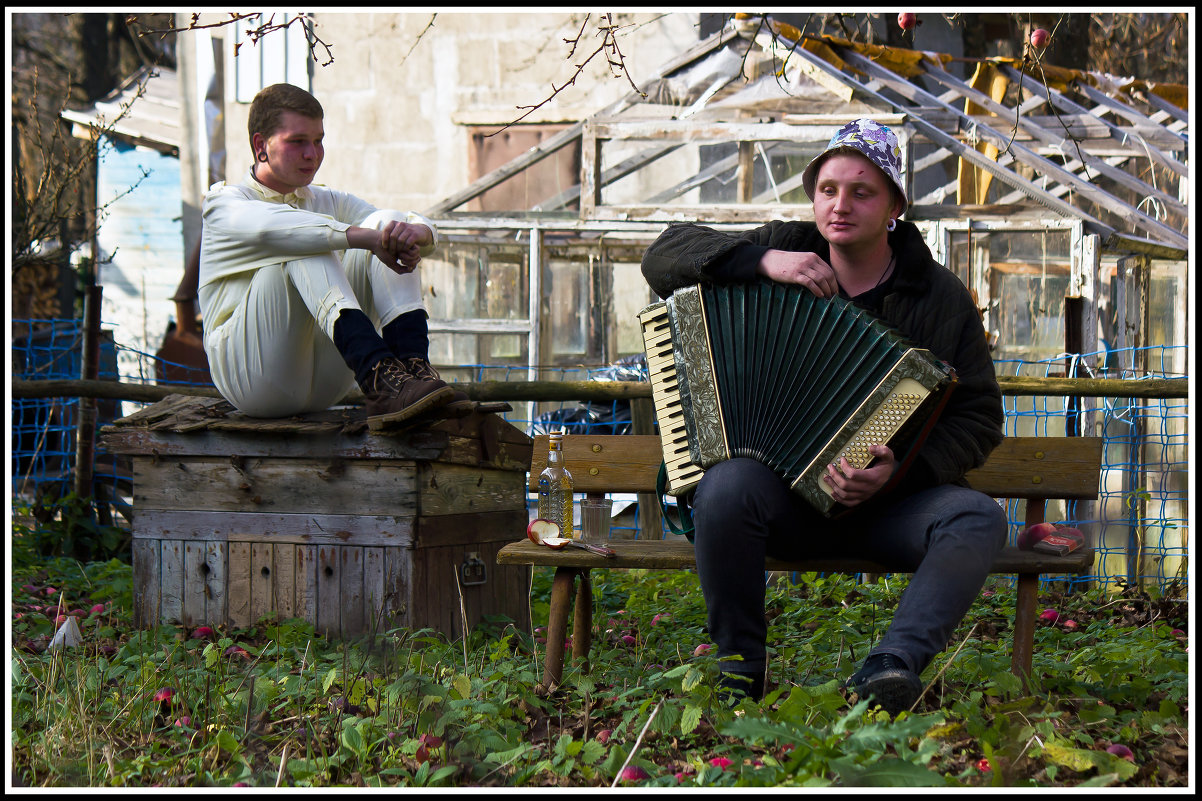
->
xmin=61 ymin=65 xmax=180 ymax=155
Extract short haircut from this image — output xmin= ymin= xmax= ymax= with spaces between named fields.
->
xmin=247 ymin=83 xmax=324 ymax=152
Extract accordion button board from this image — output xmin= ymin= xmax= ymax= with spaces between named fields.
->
xmin=639 ymin=281 xmax=956 ymax=517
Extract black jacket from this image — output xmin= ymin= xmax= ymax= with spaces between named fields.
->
xmin=641 ymin=219 xmax=1004 ymax=495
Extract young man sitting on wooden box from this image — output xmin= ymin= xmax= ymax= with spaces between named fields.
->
xmin=198 ymin=83 xmax=467 ymax=427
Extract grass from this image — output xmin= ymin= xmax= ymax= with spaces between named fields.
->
xmin=8 ymin=518 xmax=1191 ymax=788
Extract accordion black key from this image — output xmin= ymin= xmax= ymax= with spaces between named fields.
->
xmin=639 ymin=280 xmax=957 ymax=516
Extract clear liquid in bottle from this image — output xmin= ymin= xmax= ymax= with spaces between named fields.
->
xmin=537 ymin=431 xmax=575 ymax=538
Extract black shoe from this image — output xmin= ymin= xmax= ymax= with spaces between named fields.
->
xmin=847 ymin=653 xmax=923 ymax=716
xmin=360 ymin=357 xmax=454 ymax=428
xmin=716 ymin=669 xmax=764 ymax=705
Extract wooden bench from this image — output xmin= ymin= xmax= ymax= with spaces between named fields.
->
xmin=498 ymin=434 xmax=1102 ymax=693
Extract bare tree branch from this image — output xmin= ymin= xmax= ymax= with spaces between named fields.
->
xmin=488 ymin=13 xmax=647 ymax=137
xmin=127 ymin=12 xmax=335 ymax=68
xmin=399 ymin=14 xmax=437 ymax=68
xmin=12 ymin=64 xmax=155 ymax=275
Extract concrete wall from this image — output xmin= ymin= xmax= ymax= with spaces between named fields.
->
xmin=213 ymin=12 xmax=701 ymax=215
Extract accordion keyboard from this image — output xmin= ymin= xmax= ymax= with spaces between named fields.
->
xmin=638 ymin=303 xmax=705 ymax=495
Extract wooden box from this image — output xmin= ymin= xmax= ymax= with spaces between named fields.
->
xmin=100 ymin=395 xmax=533 ymax=640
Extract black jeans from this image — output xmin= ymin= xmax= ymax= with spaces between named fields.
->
xmin=691 ymin=458 xmax=1007 ymax=679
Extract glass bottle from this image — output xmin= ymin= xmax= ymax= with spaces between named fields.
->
xmin=537 ymin=431 xmax=575 ymax=538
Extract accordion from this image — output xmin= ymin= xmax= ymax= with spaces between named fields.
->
xmin=639 ymin=280 xmax=957 ymax=516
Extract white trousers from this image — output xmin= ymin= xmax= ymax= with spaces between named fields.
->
xmin=203 ymin=210 xmax=424 ymax=417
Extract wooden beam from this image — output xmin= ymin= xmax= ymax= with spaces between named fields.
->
xmin=997 ymin=66 xmax=1187 ymax=177
xmin=922 ymin=62 xmax=1186 ymax=219
xmin=1074 ymin=82 xmax=1188 ymax=149
xmin=533 ymin=142 xmax=682 ymax=211
xmin=13 ymin=375 xmax=1189 ymax=407
xmin=424 ymin=26 xmax=743 ymax=216
xmin=835 ymin=47 xmax=1187 ymax=250
xmin=786 ymin=45 xmax=1116 ymax=243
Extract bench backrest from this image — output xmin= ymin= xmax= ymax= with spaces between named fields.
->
xmin=528 ymin=434 xmax=1102 ymax=501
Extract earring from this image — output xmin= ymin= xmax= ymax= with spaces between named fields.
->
xmin=886 ymin=218 xmax=897 ymax=231
xmin=257 ymin=151 xmax=268 ymax=162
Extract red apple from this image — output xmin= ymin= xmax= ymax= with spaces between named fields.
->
xmin=898 ymin=13 xmax=917 ymax=31
xmin=1106 ymin=743 xmax=1135 ymax=762
xmin=1017 ymin=521 xmax=1058 ymax=550
xmin=619 ymin=765 xmax=650 ymax=782
xmin=1030 ymin=28 xmax=1050 ymax=49
xmin=527 ymin=518 xmax=561 ymax=545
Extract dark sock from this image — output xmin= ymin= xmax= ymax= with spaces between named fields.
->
xmin=332 ymin=308 xmax=393 ymax=387
xmin=382 ymin=309 xmax=429 ymax=361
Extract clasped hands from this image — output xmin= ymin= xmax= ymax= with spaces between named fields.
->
xmin=375 ymin=221 xmax=437 ymax=274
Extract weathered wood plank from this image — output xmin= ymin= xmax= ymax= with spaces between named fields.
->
xmin=363 ymin=547 xmax=386 ymax=636
xmin=529 ymin=435 xmax=1101 ymax=501
xmin=340 ymin=547 xmax=365 ymax=638
xmin=418 ymin=462 xmax=527 ymax=516
xmin=414 ymin=510 xmax=529 ymax=549
xmin=132 ymin=538 xmax=160 ymax=628
xmin=963 ymin=437 xmax=1103 ymax=500
xmin=133 ymin=458 xmax=417 ymax=516
xmin=205 ymin=541 xmax=227 ymax=624
xmin=103 ymin=428 xmax=449 ymax=461
xmin=130 ymin=510 xmax=415 ymax=548
xmin=528 ymin=435 xmax=665 ymax=493
xmin=497 ymin=539 xmax=1095 ymax=576
xmin=316 ymin=545 xmax=340 ymax=637
xmin=227 ymin=542 xmax=251 ymax=629
xmin=295 ymin=545 xmax=318 ymax=628
xmin=250 ymin=543 xmax=273 ymax=626
xmin=182 ymin=540 xmax=206 ymax=627
xmin=273 ymin=544 xmax=296 ymax=622
xmin=383 ymin=547 xmax=411 ymax=631
xmin=160 ymin=540 xmax=184 ymax=624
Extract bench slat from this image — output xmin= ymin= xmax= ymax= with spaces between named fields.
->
xmin=497 ymin=539 xmax=1095 ymax=575
xmin=530 ymin=435 xmax=1102 ymax=501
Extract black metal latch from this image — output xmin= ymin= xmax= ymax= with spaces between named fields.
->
xmin=459 ymin=552 xmax=487 ymax=586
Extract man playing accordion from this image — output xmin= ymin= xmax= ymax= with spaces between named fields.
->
xmin=641 ymin=119 xmax=1005 ymax=716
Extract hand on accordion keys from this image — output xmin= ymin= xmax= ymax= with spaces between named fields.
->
xmin=822 ymin=444 xmax=897 ymax=508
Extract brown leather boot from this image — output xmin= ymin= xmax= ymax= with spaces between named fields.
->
xmin=402 ymin=357 xmax=472 ymax=406
xmin=360 ymin=356 xmax=454 ymax=428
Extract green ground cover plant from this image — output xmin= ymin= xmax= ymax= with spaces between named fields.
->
xmin=9 ymin=508 xmax=1190 ymax=788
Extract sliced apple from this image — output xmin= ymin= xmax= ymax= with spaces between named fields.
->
xmin=540 ymin=537 xmax=570 ymax=550
xmin=527 ymin=518 xmax=561 ymax=545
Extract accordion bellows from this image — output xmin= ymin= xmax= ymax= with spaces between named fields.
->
xmin=639 ymin=280 xmax=956 ymax=516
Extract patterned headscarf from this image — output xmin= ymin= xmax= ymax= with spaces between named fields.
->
xmin=801 ymin=118 xmax=907 ymax=212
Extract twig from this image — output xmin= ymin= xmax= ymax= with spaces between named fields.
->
xmin=399 ymin=14 xmax=436 ymax=68
xmin=911 ymin=622 xmax=979 ymax=712
xmin=454 ymin=563 xmax=470 ymax=671
xmin=275 ymin=742 xmax=289 ymax=787
xmin=610 ymin=697 xmax=663 ymax=787
xmin=489 ymin=13 xmax=645 ymax=138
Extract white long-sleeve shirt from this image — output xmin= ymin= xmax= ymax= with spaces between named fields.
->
xmin=198 ymin=168 xmax=437 ymax=329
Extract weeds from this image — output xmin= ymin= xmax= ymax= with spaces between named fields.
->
xmin=8 ymin=528 xmax=1190 ymax=788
